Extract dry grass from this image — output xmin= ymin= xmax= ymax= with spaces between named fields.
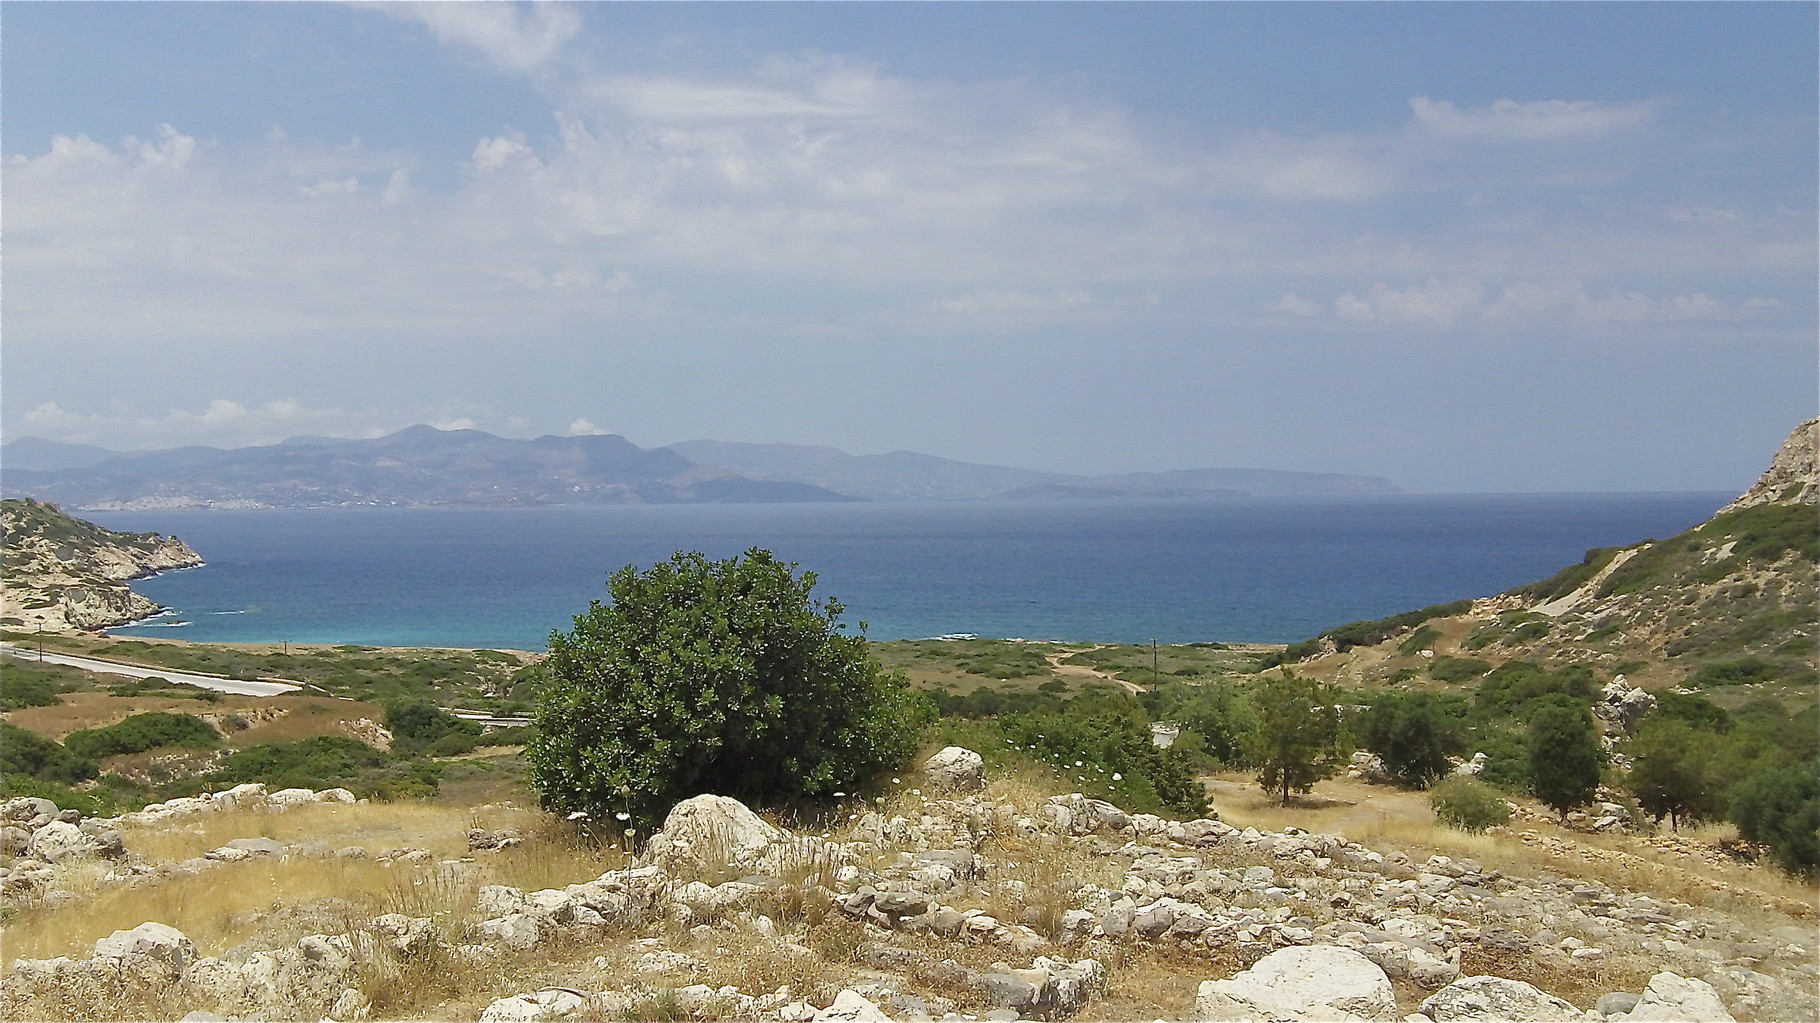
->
xmin=1092 ymin=942 xmax=1241 ymax=1021
xmin=6 ymin=800 xmax=629 ymax=965
xmin=1208 ymin=772 xmax=1818 ymax=922
xmin=2 ymin=691 xmax=383 ymax=747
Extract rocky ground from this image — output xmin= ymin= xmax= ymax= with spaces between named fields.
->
xmin=3 ymin=748 xmax=1815 ymax=1023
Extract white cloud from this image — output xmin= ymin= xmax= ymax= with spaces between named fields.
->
xmin=1410 ymin=96 xmax=1659 ymax=140
xmin=382 ymin=1 xmax=581 ymax=75
xmin=3 ymin=27 xmax=1803 ymax=355
xmin=1272 ymin=293 xmax=1322 ymax=317
xmin=11 ymin=400 xmax=489 ymax=451
xmin=1327 ymin=277 xmax=1744 ymax=331
xmin=1336 ymin=278 xmax=1485 ymax=328
xmin=567 ymin=418 xmax=605 ymax=436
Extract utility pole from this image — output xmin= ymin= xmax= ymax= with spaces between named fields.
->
xmin=1151 ymin=638 xmax=1158 ymax=685
xmin=37 ymin=624 xmax=44 ymax=662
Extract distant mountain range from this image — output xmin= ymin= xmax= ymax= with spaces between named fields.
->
xmin=0 ymin=428 xmax=1400 ymax=510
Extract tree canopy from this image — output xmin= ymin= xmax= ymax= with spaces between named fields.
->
xmin=527 ymin=549 xmax=930 ymax=825
xmin=1248 ymin=672 xmax=1345 ymax=804
xmin=1527 ymin=704 xmax=1602 ymax=819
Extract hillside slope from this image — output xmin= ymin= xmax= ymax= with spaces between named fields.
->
xmin=1278 ymin=418 xmax=1817 ymax=691
xmin=0 ymin=499 xmax=204 ymax=632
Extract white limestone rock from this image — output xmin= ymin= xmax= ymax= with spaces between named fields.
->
xmin=1420 ymin=976 xmax=1582 ymax=1022
xmin=1619 ymin=972 xmax=1736 ymax=1022
xmin=1196 ymin=945 xmax=1397 ymax=1021
xmin=92 ymin=921 xmax=198 ymax=976
xmin=642 ymin=794 xmax=784 ymax=877
xmin=814 ymin=989 xmax=894 ymax=1021
xmin=26 ymin=820 xmax=99 ymax=863
xmin=479 ymin=988 xmax=585 ymax=1022
xmin=922 ymin=746 xmax=985 ymax=792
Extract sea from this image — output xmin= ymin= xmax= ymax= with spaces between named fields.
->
xmin=89 ymin=493 xmax=1731 ymax=651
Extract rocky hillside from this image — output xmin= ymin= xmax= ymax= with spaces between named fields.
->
xmin=0 ymin=499 xmax=202 ymax=632
xmin=3 ymin=764 xmax=1813 ymax=1022
xmin=1278 ymin=418 xmax=1817 ymax=691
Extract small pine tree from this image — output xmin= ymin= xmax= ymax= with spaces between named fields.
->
xmin=1527 ymin=705 xmax=1601 ymax=819
xmin=1248 ymin=672 xmax=1345 ymax=804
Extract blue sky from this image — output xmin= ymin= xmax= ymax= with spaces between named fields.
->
xmin=4 ymin=2 xmax=1814 ymax=492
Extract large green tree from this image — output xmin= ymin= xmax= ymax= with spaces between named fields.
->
xmin=1527 ymin=704 xmax=1602 ymax=819
xmin=1356 ymin=692 xmax=1461 ymax=789
xmin=528 ymin=549 xmax=930 ymax=825
xmin=1625 ymin=718 xmax=1723 ymax=830
xmin=1729 ymin=759 xmax=1820 ymax=877
xmin=1248 ymin=672 xmax=1345 ymax=804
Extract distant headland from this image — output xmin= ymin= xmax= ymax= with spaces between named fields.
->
xmin=0 ymin=427 xmax=1400 ymax=510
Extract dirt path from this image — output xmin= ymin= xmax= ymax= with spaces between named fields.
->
xmin=1045 ymin=645 xmax=1146 ymax=694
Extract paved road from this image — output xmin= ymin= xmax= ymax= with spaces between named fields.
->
xmin=0 ymin=644 xmax=301 ymax=696
xmin=450 ymin=710 xmax=533 ymax=727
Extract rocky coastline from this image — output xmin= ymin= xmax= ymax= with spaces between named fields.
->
xmin=0 ymin=498 xmax=204 ymax=633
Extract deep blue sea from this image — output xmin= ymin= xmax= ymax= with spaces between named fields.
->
xmin=89 ymin=494 xmax=1729 ymax=651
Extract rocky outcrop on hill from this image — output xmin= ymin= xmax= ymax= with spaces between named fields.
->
xmin=0 ymin=498 xmax=202 ymax=632
xmin=1721 ymin=418 xmax=1817 ymax=514
xmin=9 ymin=769 xmax=1812 ymax=1022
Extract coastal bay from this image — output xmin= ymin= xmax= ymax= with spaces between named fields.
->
xmin=92 ymin=493 xmax=1729 ymax=650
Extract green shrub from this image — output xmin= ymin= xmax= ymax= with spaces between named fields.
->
xmin=425 ymin=731 xmax=481 ymax=757
xmin=0 ymin=774 xmax=118 ymax=817
xmin=1430 ymin=776 xmax=1512 ymax=832
xmin=384 ymin=700 xmax=481 ymax=752
xmin=529 ymin=549 xmax=932 ymax=826
xmin=1694 ymin=657 xmax=1787 ymax=687
xmin=0 ymin=723 xmax=98 ymax=785
xmin=1396 ymin=626 xmax=1441 ymax=656
xmin=62 ymin=712 xmax=220 ymax=760
xmin=1428 ymin=656 xmax=1493 ymax=683
xmin=1000 ymin=696 xmax=1208 ymax=817
xmin=200 ymin=736 xmax=437 ymax=800
xmin=1729 ymin=759 xmax=1819 ymax=876
xmin=0 ymin=663 xmax=73 ymax=709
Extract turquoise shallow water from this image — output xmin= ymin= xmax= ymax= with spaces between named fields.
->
xmin=90 ymin=493 xmax=1729 ymax=650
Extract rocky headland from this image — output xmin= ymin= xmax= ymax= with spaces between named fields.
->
xmin=0 ymin=498 xmax=203 ymax=632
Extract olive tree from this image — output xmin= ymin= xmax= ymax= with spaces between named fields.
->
xmin=528 ymin=549 xmax=930 ymax=825
xmin=1527 ymin=704 xmax=1602 ymax=819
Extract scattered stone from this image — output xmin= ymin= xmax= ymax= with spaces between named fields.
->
xmin=814 ymin=989 xmax=895 ymax=1021
xmin=25 ymin=820 xmax=100 ymax=863
xmin=1599 ymin=993 xmax=1642 ymax=1017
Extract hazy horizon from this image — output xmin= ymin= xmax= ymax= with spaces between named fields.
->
xmin=4 ymin=3 xmax=1814 ymax=494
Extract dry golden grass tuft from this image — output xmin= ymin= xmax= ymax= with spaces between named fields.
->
xmin=1092 ymin=942 xmax=1239 ymax=1021
xmin=6 ymin=800 xmax=629 ymax=965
